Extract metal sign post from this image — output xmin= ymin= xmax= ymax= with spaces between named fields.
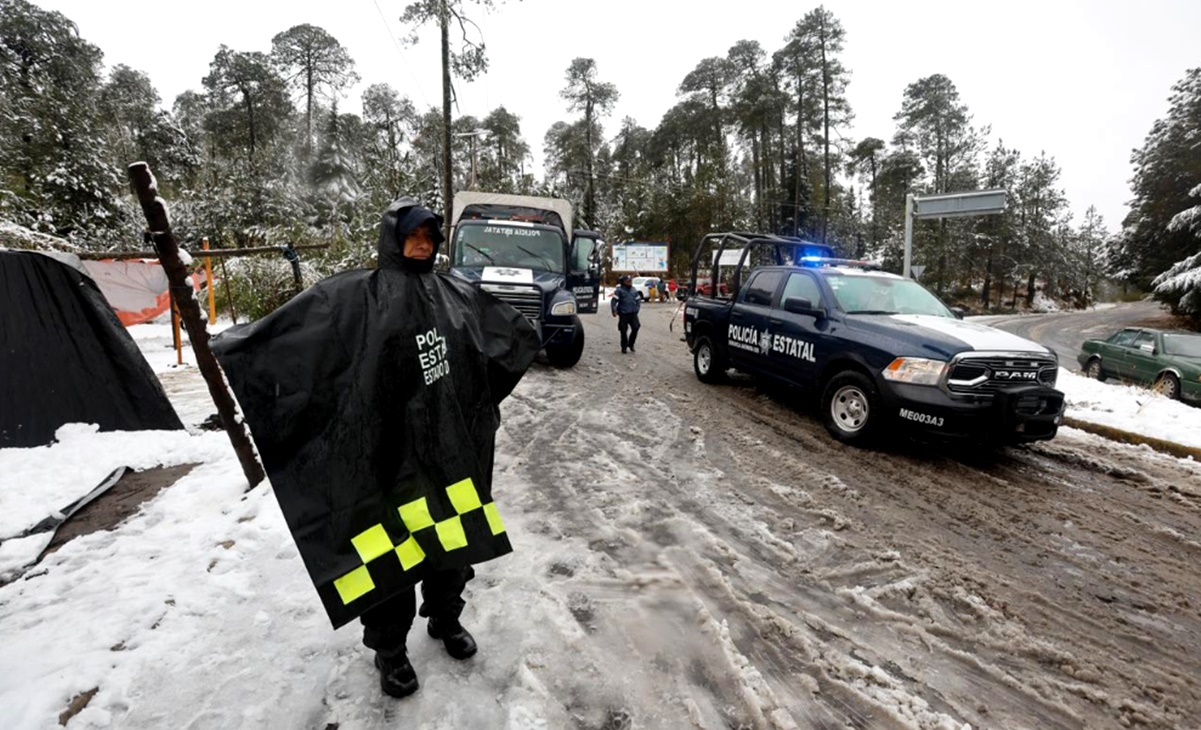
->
xmin=903 ymin=189 xmax=1006 ymax=278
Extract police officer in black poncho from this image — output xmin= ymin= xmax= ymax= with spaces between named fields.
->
xmin=211 ymin=197 xmax=540 ymax=698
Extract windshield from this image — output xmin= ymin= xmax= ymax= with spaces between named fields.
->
xmin=826 ymin=273 xmax=953 ymax=316
xmin=452 ymin=223 xmax=566 ymax=273
xmin=1163 ymin=333 xmax=1201 ymax=357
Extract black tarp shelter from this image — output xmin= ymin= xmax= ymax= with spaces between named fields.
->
xmin=1 ymin=249 xmax=183 ymax=447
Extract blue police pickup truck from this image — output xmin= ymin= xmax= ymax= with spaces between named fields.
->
xmin=682 ymin=232 xmax=1065 ymax=446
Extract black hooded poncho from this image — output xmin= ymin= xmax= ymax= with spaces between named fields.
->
xmin=212 ymin=198 xmax=540 ymax=628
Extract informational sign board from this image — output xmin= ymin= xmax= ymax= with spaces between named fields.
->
xmin=611 ymin=242 xmax=669 ymax=273
xmin=713 ymin=249 xmax=745 ymax=267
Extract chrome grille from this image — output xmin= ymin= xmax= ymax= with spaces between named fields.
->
xmin=946 ymin=355 xmax=1058 ymax=394
xmin=481 ymin=283 xmax=542 ymax=322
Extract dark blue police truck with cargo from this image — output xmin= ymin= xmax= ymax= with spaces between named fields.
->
xmin=449 ymin=192 xmax=602 ymax=368
xmin=682 ymin=232 xmax=1065 ymax=446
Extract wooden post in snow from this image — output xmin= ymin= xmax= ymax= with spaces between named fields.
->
xmin=127 ymin=162 xmax=265 ymax=489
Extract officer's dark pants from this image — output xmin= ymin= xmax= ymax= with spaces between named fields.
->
xmin=360 ymin=566 xmax=474 ymax=656
xmin=618 ymin=313 xmax=641 ymax=352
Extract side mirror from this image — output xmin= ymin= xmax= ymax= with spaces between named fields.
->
xmin=783 ymin=297 xmax=822 ymax=318
xmin=1139 ymin=343 xmax=1155 ymax=353
xmin=950 ymin=306 xmax=966 ymax=320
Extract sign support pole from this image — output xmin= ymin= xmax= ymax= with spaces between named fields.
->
xmin=903 ymin=194 xmax=915 ymax=278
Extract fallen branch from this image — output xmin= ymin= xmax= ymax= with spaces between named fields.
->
xmin=127 ymin=162 xmax=265 ymax=488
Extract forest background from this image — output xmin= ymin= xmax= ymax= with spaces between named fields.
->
xmin=1 ymin=0 xmax=1199 ymax=322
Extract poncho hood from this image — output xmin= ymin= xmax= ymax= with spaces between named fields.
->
xmin=378 ymin=197 xmax=445 ymax=273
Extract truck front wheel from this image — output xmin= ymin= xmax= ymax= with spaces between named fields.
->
xmin=693 ymin=335 xmax=726 ymax=383
xmin=545 ymin=326 xmax=585 ymax=368
xmin=821 ymin=371 xmax=881 ymax=445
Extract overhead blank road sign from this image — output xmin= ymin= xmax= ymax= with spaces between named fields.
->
xmin=912 ymin=189 xmax=1007 ymax=219
xmin=904 ymin=189 xmax=1007 ymax=278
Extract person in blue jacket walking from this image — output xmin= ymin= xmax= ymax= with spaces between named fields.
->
xmin=610 ymin=274 xmax=641 ymax=354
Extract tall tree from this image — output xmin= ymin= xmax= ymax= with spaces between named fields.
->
xmin=0 ymin=0 xmax=119 ymax=237
xmin=776 ymin=25 xmax=821 ymax=236
xmin=727 ymin=40 xmax=783 ymax=232
xmin=480 ymin=106 xmax=529 ymax=192
xmin=1013 ymin=152 xmax=1068 ymax=304
xmin=1120 ymin=67 xmax=1201 ymax=312
xmin=201 ymin=46 xmax=297 ymax=237
xmin=202 ymin=46 xmax=291 ymax=160
xmin=678 ymin=56 xmax=732 ymax=168
xmin=1072 ymin=205 xmax=1109 ymax=307
xmin=893 ymin=74 xmax=980 ymax=194
xmin=309 ymin=105 xmax=361 ymax=228
xmin=400 ymin=0 xmax=496 ymax=233
xmin=560 ymin=57 xmax=619 ymax=227
xmin=360 ymin=83 xmax=418 ymax=203
xmin=789 ymin=7 xmax=851 ymax=243
xmin=847 ymin=137 xmax=884 ymax=253
xmin=975 ymin=141 xmax=1021 ymax=307
xmin=893 ymin=74 xmax=983 ymax=292
xmin=97 ymin=65 xmax=158 ymax=167
xmin=271 ymin=24 xmax=359 ymax=162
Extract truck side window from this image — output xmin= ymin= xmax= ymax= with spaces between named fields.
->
xmin=1132 ymin=331 xmax=1154 ymax=351
xmin=744 ymin=271 xmax=784 ymax=306
xmin=781 ymin=273 xmax=823 ymax=309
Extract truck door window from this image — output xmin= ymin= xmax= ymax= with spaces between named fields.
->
xmin=1132 ymin=331 xmax=1155 ymax=352
xmin=744 ymin=271 xmax=784 ymax=306
xmin=781 ymin=272 xmax=823 ymax=309
xmin=571 ymin=237 xmax=598 ymax=272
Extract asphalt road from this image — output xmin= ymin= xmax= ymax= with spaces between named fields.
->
xmin=972 ymin=299 xmax=1171 ymax=371
xmin=482 ymin=300 xmax=1201 ymax=729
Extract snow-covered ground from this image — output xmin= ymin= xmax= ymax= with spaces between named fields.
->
xmin=1 ymin=317 xmax=1198 ymax=729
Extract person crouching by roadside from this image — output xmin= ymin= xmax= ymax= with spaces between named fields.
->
xmin=611 ymin=274 xmax=641 ymax=354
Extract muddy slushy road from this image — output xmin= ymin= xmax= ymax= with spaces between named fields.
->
xmin=496 ymin=299 xmax=1201 ymax=729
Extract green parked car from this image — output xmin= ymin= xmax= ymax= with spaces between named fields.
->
xmin=1077 ymin=327 xmax=1201 ymax=403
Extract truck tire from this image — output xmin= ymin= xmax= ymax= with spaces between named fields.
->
xmin=821 ymin=371 xmax=881 ymax=445
xmin=1085 ymin=357 xmax=1106 ymax=382
xmin=693 ymin=335 xmax=726 ymax=383
xmin=545 ymin=325 xmax=584 ymax=368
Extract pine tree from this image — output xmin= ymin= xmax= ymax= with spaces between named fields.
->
xmin=560 ymin=58 xmax=619 ymax=228
xmin=0 ymin=0 xmax=120 ymax=238
xmin=1121 ymin=68 xmax=1201 ymax=314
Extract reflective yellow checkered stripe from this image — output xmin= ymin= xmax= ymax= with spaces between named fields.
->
xmin=332 ymin=477 xmax=506 ymax=605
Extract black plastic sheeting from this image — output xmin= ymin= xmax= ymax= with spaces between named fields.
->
xmin=0 ymin=250 xmax=183 ymax=448
xmin=211 ymin=268 xmax=539 ymax=628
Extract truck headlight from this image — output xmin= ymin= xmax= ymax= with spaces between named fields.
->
xmin=550 ymin=299 xmax=577 ymax=316
xmin=882 ymin=357 xmax=946 ymax=386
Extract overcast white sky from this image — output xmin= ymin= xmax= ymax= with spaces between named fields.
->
xmin=35 ymin=0 xmax=1201 ymax=231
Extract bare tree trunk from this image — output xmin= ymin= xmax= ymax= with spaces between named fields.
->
xmin=305 ymin=65 xmax=315 ymax=163
xmin=751 ymin=131 xmax=762 ymax=231
xmin=819 ymin=16 xmax=831 ymax=244
xmin=127 ymin=162 xmax=265 ymax=489
xmin=585 ymin=100 xmax=595 ymax=226
xmin=440 ymin=0 xmax=453 ymax=236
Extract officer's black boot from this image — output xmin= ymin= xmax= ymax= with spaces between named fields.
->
xmin=374 ymin=651 xmax=419 ymax=698
xmin=427 ymin=617 xmax=478 ymax=660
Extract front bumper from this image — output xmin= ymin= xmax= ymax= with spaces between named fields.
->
xmin=880 ymin=381 xmax=1065 ymax=443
